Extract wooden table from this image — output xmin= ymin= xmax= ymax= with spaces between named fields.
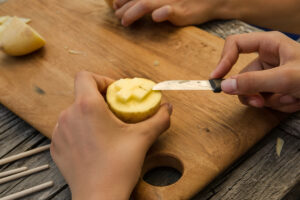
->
xmin=0 ymin=0 xmax=299 ymax=199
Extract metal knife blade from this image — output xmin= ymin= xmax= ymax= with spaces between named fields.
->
xmin=152 ymin=79 xmax=223 ymax=93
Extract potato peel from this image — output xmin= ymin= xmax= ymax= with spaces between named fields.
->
xmin=276 ymin=137 xmax=284 ymax=157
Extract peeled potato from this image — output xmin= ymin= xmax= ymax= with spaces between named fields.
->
xmin=0 ymin=17 xmax=45 ymax=56
xmin=0 ymin=16 xmax=10 ymax=24
xmin=106 ymin=78 xmax=162 ymax=123
xmin=0 ymin=16 xmax=31 ymax=25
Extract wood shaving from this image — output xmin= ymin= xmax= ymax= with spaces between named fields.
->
xmin=276 ymin=137 xmax=284 ymax=157
xmin=153 ymin=60 xmax=160 ymax=66
xmin=68 ymin=49 xmax=85 ymax=55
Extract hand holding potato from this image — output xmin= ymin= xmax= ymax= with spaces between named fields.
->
xmin=50 ymin=71 xmax=172 ymax=200
xmin=211 ymin=32 xmax=300 ymax=113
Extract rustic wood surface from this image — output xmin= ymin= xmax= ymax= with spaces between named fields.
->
xmin=0 ymin=0 xmax=284 ymax=199
xmin=0 ymin=0 xmax=299 ymax=199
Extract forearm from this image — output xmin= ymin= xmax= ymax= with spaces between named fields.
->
xmin=219 ymin=0 xmax=300 ymax=34
xmin=72 ymin=184 xmax=132 ymax=200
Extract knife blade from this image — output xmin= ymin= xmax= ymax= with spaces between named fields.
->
xmin=152 ymin=79 xmax=223 ymax=93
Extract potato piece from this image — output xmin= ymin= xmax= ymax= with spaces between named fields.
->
xmin=0 ymin=17 xmax=45 ymax=56
xmin=0 ymin=16 xmax=10 ymax=24
xmin=107 ymin=78 xmax=162 ymax=123
xmin=0 ymin=16 xmax=31 ymax=25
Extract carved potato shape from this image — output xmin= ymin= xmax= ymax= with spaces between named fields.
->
xmin=107 ymin=78 xmax=162 ymax=123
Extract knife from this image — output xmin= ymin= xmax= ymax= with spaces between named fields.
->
xmin=152 ymin=79 xmax=223 ymax=93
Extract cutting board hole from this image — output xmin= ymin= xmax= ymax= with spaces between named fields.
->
xmin=142 ymin=154 xmax=183 ymax=187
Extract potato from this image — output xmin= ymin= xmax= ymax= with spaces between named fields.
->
xmin=106 ymin=78 xmax=162 ymax=123
xmin=0 ymin=17 xmax=45 ymax=56
xmin=0 ymin=16 xmax=31 ymax=25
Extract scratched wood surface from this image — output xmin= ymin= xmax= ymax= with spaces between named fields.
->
xmin=0 ymin=0 xmax=299 ymax=199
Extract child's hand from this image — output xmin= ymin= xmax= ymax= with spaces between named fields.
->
xmin=114 ymin=0 xmax=227 ymax=26
xmin=50 ymin=71 xmax=172 ymax=200
xmin=211 ymin=32 xmax=300 ymax=113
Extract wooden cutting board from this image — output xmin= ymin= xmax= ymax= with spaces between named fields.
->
xmin=0 ymin=0 xmax=281 ymax=199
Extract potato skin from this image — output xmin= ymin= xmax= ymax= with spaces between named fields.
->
xmin=106 ymin=78 xmax=162 ymax=123
xmin=108 ymin=100 xmax=161 ymax=123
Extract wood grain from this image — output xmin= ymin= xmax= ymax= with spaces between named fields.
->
xmin=0 ymin=0 xmax=284 ymax=199
xmin=1 ymin=105 xmax=299 ymax=200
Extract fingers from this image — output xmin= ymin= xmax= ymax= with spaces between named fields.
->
xmin=238 ymin=95 xmax=265 ymax=108
xmin=115 ymin=1 xmax=137 ymax=19
xmin=239 ymin=57 xmax=262 ymax=73
xmin=274 ymin=102 xmax=300 ymax=113
xmin=210 ymin=32 xmax=287 ymax=79
xmin=134 ymin=103 xmax=172 ymax=146
xmin=117 ymin=0 xmax=165 ymax=26
xmin=238 ymin=93 xmax=299 ymax=109
xmin=74 ymin=71 xmax=114 ymax=101
xmin=152 ymin=5 xmax=172 ymax=23
xmin=221 ymin=66 xmax=298 ymax=95
xmin=91 ymin=73 xmax=115 ymax=93
xmin=114 ymin=0 xmax=130 ymax=10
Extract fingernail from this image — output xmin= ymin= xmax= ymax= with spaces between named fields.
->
xmin=221 ymin=79 xmax=237 ymax=94
xmin=210 ymin=71 xmax=216 ymax=78
xmin=248 ymin=99 xmax=262 ymax=108
xmin=279 ymin=95 xmax=297 ymax=104
xmin=210 ymin=59 xmax=225 ymax=78
xmin=55 ymin=122 xmax=59 ymax=129
xmin=121 ymin=18 xmax=127 ymax=26
xmin=167 ymin=103 xmax=173 ymax=115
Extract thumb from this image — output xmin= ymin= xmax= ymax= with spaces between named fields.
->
xmin=221 ymin=67 xmax=296 ymax=95
xmin=135 ymin=103 xmax=172 ymax=146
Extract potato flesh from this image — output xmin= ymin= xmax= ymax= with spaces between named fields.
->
xmin=107 ymin=78 xmax=162 ymax=123
xmin=0 ymin=16 xmax=31 ymax=38
xmin=115 ymin=78 xmax=153 ymax=102
xmin=0 ymin=16 xmax=31 ymax=25
xmin=0 ymin=17 xmax=45 ymax=56
xmin=0 ymin=16 xmax=10 ymax=24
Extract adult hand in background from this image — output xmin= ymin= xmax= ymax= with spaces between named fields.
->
xmin=113 ymin=0 xmax=300 ymax=34
xmin=211 ymin=32 xmax=300 ymax=113
xmin=50 ymin=71 xmax=172 ymax=200
xmin=114 ymin=0 xmax=228 ymax=26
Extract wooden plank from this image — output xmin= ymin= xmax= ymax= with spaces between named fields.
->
xmin=0 ymin=139 xmax=69 ymax=200
xmin=0 ymin=1 xmax=298 ymax=199
xmin=279 ymin=112 xmax=300 ymax=138
xmin=209 ymin=130 xmax=299 ymax=199
xmin=199 ymin=20 xmax=263 ymax=39
xmin=0 ymin=106 xmax=38 ymax=159
xmin=0 ymin=0 xmax=284 ymax=198
xmin=1 ymin=107 xmax=298 ymax=200
xmin=192 ymin=117 xmax=300 ymax=200
xmin=0 ymin=105 xmax=67 ymax=199
xmin=49 ymin=186 xmax=71 ymax=200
